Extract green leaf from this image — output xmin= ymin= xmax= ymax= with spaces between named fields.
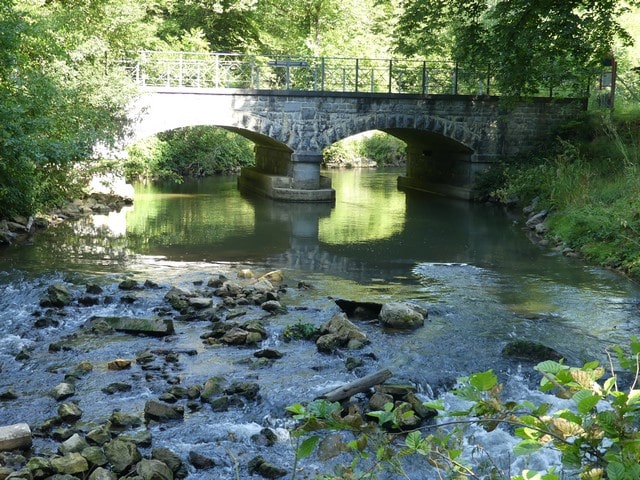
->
xmin=286 ymin=403 xmax=306 ymax=415
xmin=296 ymin=436 xmax=319 ymax=460
xmin=572 ymin=389 xmax=600 ymax=414
xmin=607 ymin=461 xmax=626 ymax=480
xmin=469 ymin=370 xmax=498 ymax=391
xmin=627 ymin=389 xmax=640 ymax=407
xmin=405 ymin=431 xmax=423 ymax=451
xmin=515 ymin=426 xmax=540 ymax=440
xmin=583 ymin=360 xmax=600 ymax=370
xmin=513 ymin=439 xmax=543 ymax=456
xmin=535 ymin=360 xmax=566 ymax=374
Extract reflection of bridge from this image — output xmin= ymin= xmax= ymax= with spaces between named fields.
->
xmin=118 ymin=51 xmax=588 ymax=201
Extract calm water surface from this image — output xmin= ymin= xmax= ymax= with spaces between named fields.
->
xmin=0 ymin=168 xmax=638 ymax=478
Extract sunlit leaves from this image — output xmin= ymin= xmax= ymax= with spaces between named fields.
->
xmin=394 ymin=0 xmax=638 ymax=95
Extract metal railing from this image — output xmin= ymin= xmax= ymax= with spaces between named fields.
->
xmin=112 ymin=50 xmax=589 ymax=97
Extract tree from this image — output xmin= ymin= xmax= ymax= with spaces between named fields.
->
xmin=0 ymin=0 xmax=154 ymax=217
xmin=394 ymin=0 xmax=640 ymax=96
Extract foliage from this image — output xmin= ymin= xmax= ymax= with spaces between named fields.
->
xmin=323 ymin=132 xmax=406 ymax=168
xmin=282 ymin=319 xmax=320 ymax=342
xmin=124 ymin=127 xmax=254 ymax=182
xmin=286 ymin=340 xmax=640 ymax=479
xmin=488 ymin=111 xmax=640 ymax=279
xmin=0 ymin=0 xmax=146 ymax=217
xmin=394 ymin=0 xmax=639 ymax=96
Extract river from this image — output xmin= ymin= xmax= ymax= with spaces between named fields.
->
xmin=0 ymin=168 xmax=638 ymax=479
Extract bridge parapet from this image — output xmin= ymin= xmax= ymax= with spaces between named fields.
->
xmin=115 ymin=50 xmax=589 ymax=98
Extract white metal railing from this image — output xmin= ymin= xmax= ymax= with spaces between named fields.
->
xmin=112 ymin=50 xmax=590 ymax=97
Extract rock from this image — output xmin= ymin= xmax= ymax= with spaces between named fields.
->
xmin=118 ymin=279 xmax=141 ymax=290
xmin=260 ymin=300 xmax=283 ymax=313
xmin=78 ymin=295 xmax=100 ymax=306
xmin=164 ymin=286 xmax=194 ymax=312
xmin=152 ymin=448 xmax=187 ymax=478
xmin=317 ymin=434 xmax=345 ymax=461
xmin=335 ymin=299 xmax=383 ymax=320
xmin=378 ymin=302 xmax=426 ymax=329
xmin=207 ymin=275 xmax=227 ymax=288
xmin=534 ymin=222 xmax=549 ymax=235
xmin=221 ymin=327 xmax=248 ymax=345
xmin=248 ymin=456 xmax=287 ymax=479
xmin=225 ymin=382 xmax=259 ymax=401
xmin=39 ymin=284 xmax=72 ymax=308
xmin=81 ymin=446 xmax=108 ymax=467
xmin=259 ymin=270 xmax=284 ymax=284
xmin=188 ymin=451 xmax=216 ymax=469
xmin=251 ymin=428 xmax=278 ymax=447
xmin=103 ymin=439 xmax=141 ymax=473
xmin=525 ymin=210 xmax=548 ymax=228
xmin=107 ymin=359 xmax=132 ymax=370
xmin=144 ymin=400 xmax=184 ymax=422
xmin=26 ymin=456 xmax=53 ymax=478
xmin=50 ymin=453 xmax=89 ymax=475
xmin=345 ymin=357 xmax=363 ymax=371
xmin=201 ymin=377 xmax=225 ymax=404
xmin=188 ymin=297 xmax=212 ymax=309
xmin=87 ymin=316 xmax=175 ymax=337
xmin=0 ymin=423 xmax=32 ymax=451
xmin=502 ymin=340 xmax=563 ymax=362
xmin=102 ymin=382 xmax=133 ymax=395
xmin=316 ymin=313 xmax=368 ymax=352
xmin=58 ymin=403 xmax=82 ymax=423
xmin=118 ymin=430 xmax=152 ymax=447
xmin=368 ymin=392 xmax=394 ymax=411
xmin=238 ymin=269 xmax=254 ymax=279
xmin=110 ymin=411 xmax=143 ymax=429
xmin=86 ymin=283 xmax=103 ymax=295
xmin=0 ymin=389 xmax=18 ymax=401
xmin=59 ymin=433 xmax=89 ymax=455
xmin=34 ymin=316 xmax=60 ymax=328
xmin=136 ymin=458 xmax=174 ymax=480
xmin=209 ymin=396 xmax=229 ymax=412
xmin=88 ymin=466 xmax=118 ymax=480
xmin=253 ymin=349 xmax=283 ymax=359
xmin=214 ymin=281 xmax=242 ymax=298
xmin=85 ymin=425 xmax=111 ymax=446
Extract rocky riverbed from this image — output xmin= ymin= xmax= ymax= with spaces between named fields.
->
xmin=0 ymin=264 xmax=471 ymax=480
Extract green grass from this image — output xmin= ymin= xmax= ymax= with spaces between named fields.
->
xmin=490 ymin=108 xmax=640 ymax=280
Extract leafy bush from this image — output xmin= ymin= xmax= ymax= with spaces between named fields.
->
xmin=125 ymin=127 xmax=255 ymax=182
xmin=286 ymin=340 xmax=640 ymax=480
xmin=323 ymin=132 xmax=406 ymax=168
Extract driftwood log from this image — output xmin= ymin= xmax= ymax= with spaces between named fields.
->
xmin=317 ymin=368 xmax=392 ymax=403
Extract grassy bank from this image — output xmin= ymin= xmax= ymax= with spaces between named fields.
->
xmin=487 ymin=108 xmax=640 ymax=280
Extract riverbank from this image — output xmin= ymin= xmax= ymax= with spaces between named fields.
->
xmin=0 ymin=174 xmax=134 ymax=247
xmin=485 ymin=110 xmax=640 ymax=283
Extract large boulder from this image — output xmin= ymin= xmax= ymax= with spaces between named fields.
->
xmin=40 ymin=284 xmax=73 ymax=308
xmin=378 ymin=302 xmax=427 ymax=330
xmin=502 ymin=340 xmax=563 ymax=362
xmin=316 ymin=313 xmax=368 ymax=352
xmin=103 ymin=439 xmax=141 ymax=473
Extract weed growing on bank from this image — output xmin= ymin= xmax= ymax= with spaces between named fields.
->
xmin=489 ymin=110 xmax=640 ymax=279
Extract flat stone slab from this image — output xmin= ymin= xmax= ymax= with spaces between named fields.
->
xmin=0 ymin=423 xmax=32 ymax=451
xmin=87 ymin=316 xmax=175 ymax=337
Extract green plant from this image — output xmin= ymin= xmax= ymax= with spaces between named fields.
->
xmin=286 ymin=340 xmax=640 ymax=480
xmin=282 ymin=319 xmax=320 ymax=341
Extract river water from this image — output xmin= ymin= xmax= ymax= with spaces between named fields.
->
xmin=0 ymin=168 xmax=638 ymax=478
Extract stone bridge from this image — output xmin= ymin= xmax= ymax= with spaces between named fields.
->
xmin=125 ymin=88 xmax=586 ymax=201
